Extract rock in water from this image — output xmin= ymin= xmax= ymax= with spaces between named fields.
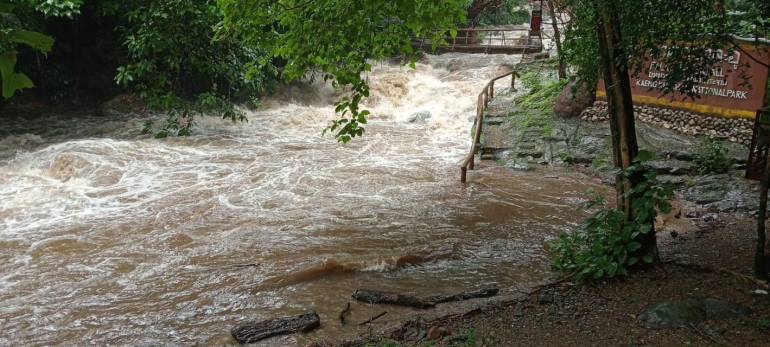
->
xmin=407 ymin=111 xmax=432 ymax=123
xmin=352 ymin=289 xmax=435 ymax=309
xmin=230 ymin=312 xmax=321 ymax=344
xmin=96 ymin=94 xmax=143 ymax=117
xmin=554 ymin=78 xmax=596 ymax=118
xmin=638 ymin=298 xmax=750 ymax=329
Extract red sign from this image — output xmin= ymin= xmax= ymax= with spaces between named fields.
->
xmin=598 ymin=45 xmax=770 ymax=119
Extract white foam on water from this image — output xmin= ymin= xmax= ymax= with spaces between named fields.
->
xmin=0 ymin=54 xmax=604 ymax=346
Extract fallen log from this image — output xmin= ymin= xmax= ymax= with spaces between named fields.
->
xmin=231 ymin=312 xmax=320 ymax=344
xmin=428 ymin=287 xmax=499 ymax=303
xmin=352 ymin=289 xmax=435 ymax=309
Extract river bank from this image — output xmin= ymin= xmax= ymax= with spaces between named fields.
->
xmin=328 ymin=211 xmax=770 ymax=347
xmin=325 ymin=157 xmax=770 ymax=347
xmin=321 ymin=81 xmax=770 ymax=346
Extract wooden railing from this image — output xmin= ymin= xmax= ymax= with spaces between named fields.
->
xmin=414 ymin=28 xmax=542 ymax=54
xmin=460 ymin=70 xmax=518 ymax=183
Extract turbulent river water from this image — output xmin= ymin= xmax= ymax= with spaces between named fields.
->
xmin=0 ymin=54 xmax=607 ymax=346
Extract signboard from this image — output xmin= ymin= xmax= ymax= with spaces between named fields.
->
xmin=598 ymin=45 xmax=770 ymax=119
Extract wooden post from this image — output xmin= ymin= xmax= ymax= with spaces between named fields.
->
xmin=490 ymin=81 xmax=495 ymax=99
xmin=475 ymin=95 xmax=484 ymax=147
xmin=461 ymin=166 xmax=467 ymax=183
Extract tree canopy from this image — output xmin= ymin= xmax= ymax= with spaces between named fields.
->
xmin=563 ymin=0 xmax=769 ymax=96
xmin=218 ymin=0 xmax=467 ymax=143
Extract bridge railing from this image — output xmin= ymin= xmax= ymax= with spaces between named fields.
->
xmin=461 ymin=70 xmax=519 ymax=183
xmin=414 ymin=28 xmax=542 ymax=54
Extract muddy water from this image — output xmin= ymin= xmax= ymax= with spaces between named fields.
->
xmin=0 ymin=54 xmax=607 ymax=346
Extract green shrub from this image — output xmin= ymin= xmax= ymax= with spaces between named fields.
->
xmin=516 ymin=72 xmax=567 ymax=112
xmin=112 ymin=0 xmax=276 ymax=136
xmin=693 ymin=136 xmax=734 ymax=175
xmin=550 ymin=150 xmax=674 ymax=280
xmin=115 ymin=0 xmax=274 ymax=100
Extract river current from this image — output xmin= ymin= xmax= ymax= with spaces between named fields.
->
xmin=0 ymin=54 xmax=606 ymax=345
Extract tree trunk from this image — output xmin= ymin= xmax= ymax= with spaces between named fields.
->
xmin=547 ymin=0 xmax=566 ymax=79
xmin=756 ymin=155 xmax=769 ymax=280
xmin=595 ymin=2 xmax=657 ymax=257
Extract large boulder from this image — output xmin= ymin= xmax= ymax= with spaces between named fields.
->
xmin=554 ymin=78 xmax=596 ymax=118
xmin=638 ymin=298 xmax=750 ymax=329
xmin=407 ymin=110 xmax=432 ymax=123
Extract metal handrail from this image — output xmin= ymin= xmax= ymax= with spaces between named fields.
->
xmin=460 ymin=70 xmax=518 ymax=183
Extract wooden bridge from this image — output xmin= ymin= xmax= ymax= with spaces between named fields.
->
xmin=414 ymin=27 xmax=543 ymax=55
xmin=414 ymin=4 xmax=544 ymax=55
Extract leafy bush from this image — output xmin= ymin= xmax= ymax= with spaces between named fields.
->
xmin=516 ymin=71 xmax=567 ymax=112
xmin=115 ymin=0 xmax=275 ymax=100
xmin=693 ymin=136 xmax=734 ymax=175
xmin=550 ymin=151 xmax=674 ymax=280
xmin=112 ymin=0 xmax=276 ymax=136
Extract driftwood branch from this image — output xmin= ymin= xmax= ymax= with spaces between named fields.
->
xmin=231 ymin=312 xmax=320 ymax=344
xmin=428 ymin=288 xmax=499 ymax=303
xmin=339 ymin=302 xmax=351 ymax=325
xmin=358 ymin=311 xmax=387 ymax=326
xmin=353 ymin=289 xmax=435 ymax=309
xmin=352 ymin=287 xmax=500 ymax=309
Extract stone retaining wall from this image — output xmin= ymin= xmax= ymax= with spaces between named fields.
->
xmin=579 ymin=101 xmax=754 ymax=146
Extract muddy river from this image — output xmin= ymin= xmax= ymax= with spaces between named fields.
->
xmin=0 ymin=54 xmax=606 ymax=345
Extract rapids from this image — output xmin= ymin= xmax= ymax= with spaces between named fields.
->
xmin=0 ymin=54 xmax=607 ymax=346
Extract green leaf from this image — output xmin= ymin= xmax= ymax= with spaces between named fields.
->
xmin=0 ymin=3 xmax=15 ymax=12
xmin=642 ymin=255 xmax=653 ymax=264
xmin=8 ymin=30 xmax=55 ymax=53
xmin=0 ymin=51 xmax=34 ymax=99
